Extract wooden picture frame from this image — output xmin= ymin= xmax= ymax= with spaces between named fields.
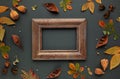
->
xmin=32 ymin=18 xmax=87 ymax=60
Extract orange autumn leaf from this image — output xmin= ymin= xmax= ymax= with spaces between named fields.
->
xmin=99 ymin=20 xmax=105 ymax=28
xmin=73 ymin=73 xmax=79 ymax=79
xmin=69 ymin=63 xmax=76 ymax=70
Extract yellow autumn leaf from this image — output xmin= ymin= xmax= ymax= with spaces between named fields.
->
xmin=0 ymin=6 xmax=9 ymax=13
xmin=96 ymin=0 xmax=102 ymax=4
xmin=69 ymin=63 xmax=76 ymax=70
xmin=0 ymin=17 xmax=15 ymax=25
xmin=88 ymin=1 xmax=95 ymax=14
xmin=105 ymin=46 xmax=120 ymax=55
xmin=0 ymin=25 xmax=5 ymax=41
xmin=110 ymin=54 xmax=120 ymax=70
xmin=67 ymin=70 xmax=75 ymax=75
xmin=82 ymin=3 xmax=89 ymax=11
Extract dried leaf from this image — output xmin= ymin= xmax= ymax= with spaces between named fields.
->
xmin=0 ymin=6 xmax=9 ymax=13
xmin=69 ymin=63 xmax=76 ymax=70
xmin=96 ymin=35 xmax=108 ymax=48
xmin=95 ymin=68 xmax=104 ymax=75
xmin=116 ymin=17 xmax=120 ymax=22
xmin=87 ymin=67 xmax=93 ymax=75
xmin=82 ymin=3 xmax=89 ymax=11
xmin=110 ymin=54 xmax=120 ymax=70
xmin=99 ymin=20 xmax=106 ymax=28
xmin=44 ymin=3 xmax=59 ymax=13
xmin=67 ymin=70 xmax=75 ymax=75
xmin=0 ymin=17 xmax=15 ymax=25
xmin=31 ymin=5 xmax=38 ymax=11
xmin=96 ymin=0 xmax=102 ymax=4
xmin=12 ymin=0 xmax=19 ymax=7
xmin=60 ymin=0 xmax=72 ymax=12
xmin=73 ymin=73 xmax=79 ymax=79
xmin=12 ymin=34 xmax=23 ymax=49
xmin=0 ymin=25 xmax=5 ymax=41
xmin=1 ymin=52 xmax=9 ymax=59
xmin=88 ymin=1 xmax=95 ymax=14
xmin=101 ymin=59 xmax=109 ymax=71
xmin=21 ymin=69 xmax=40 ymax=79
xmin=105 ymin=46 xmax=120 ymax=55
xmin=47 ymin=68 xmax=62 ymax=79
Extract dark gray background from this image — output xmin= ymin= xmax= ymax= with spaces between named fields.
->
xmin=0 ymin=0 xmax=120 ymax=79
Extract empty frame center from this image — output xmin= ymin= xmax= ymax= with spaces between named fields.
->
xmin=42 ymin=28 xmax=77 ymax=50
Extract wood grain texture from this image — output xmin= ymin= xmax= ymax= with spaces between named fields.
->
xmin=32 ymin=18 xmax=87 ymax=60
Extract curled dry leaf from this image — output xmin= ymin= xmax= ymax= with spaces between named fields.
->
xmin=10 ymin=9 xmax=19 ymax=20
xmin=12 ymin=34 xmax=23 ymax=49
xmin=82 ymin=3 xmax=89 ymax=11
xmin=98 ymin=20 xmax=106 ymax=28
xmin=16 ymin=5 xmax=27 ymax=13
xmin=73 ymin=73 xmax=79 ymax=79
xmin=105 ymin=46 xmax=120 ymax=55
xmin=96 ymin=35 xmax=108 ymax=48
xmin=44 ymin=3 xmax=59 ymax=13
xmin=21 ymin=69 xmax=40 ymax=79
xmin=0 ymin=25 xmax=5 ymax=41
xmin=101 ymin=59 xmax=109 ymax=71
xmin=87 ymin=67 xmax=93 ymax=75
xmin=12 ymin=0 xmax=19 ymax=7
xmin=95 ymin=68 xmax=104 ymax=75
xmin=0 ymin=17 xmax=15 ymax=25
xmin=110 ymin=54 xmax=120 ymax=70
xmin=96 ymin=0 xmax=102 ymax=4
xmin=0 ymin=6 xmax=9 ymax=13
xmin=47 ymin=68 xmax=62 ymax=79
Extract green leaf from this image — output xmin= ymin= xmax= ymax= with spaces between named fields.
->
xmin=12 ymin=0 xmax=19 ymax=7
xmin=0 ymin=17 xmax=15 ymax=25
xmin=60 ymin=0 xmax=72 ymax=12
xmin=75 ymin=63 xmax=80 ymax=71
xmin=0 ymin=46 xmax=10 ymax=53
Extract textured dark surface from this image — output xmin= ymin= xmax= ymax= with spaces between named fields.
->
xmin=0 ymin=0 xmax=120 ymax=79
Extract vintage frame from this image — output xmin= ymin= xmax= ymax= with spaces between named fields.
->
xmin=32 ymin=18 xmax=87 ymax=60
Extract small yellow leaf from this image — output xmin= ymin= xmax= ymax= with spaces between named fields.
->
xmin=0 ymin=28 xmax=5 ymax=41
xmin=96 ymin=0 xmax=102 ymax=4
xmin=82 ymin=3 xmax=89 ymax=11
xmin=88 ymin=1 xmax=95 ymax=14
xmin=69 ymin=63 xmax=76 ymax=70
xmin=105 ymin=46 xmax=120 ymax=55
xmin=110 ymin=54 xmax=120 ymax=70
xmin=67 ymin=70 xmax=75 ymax=75
xmin=0 ymin=6 xmax=9 ymax=13
xmin=0 ymin=17 xmax=15 ymax=25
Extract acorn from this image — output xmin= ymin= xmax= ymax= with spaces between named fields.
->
xmin=109 ymin=4 xmax=115 ymax=12
xmin=101 ymin=59 xmax=109 ymax=71
xmin=95 ymin=68 xmax=104 ymax=75
xmin=104 ymin=11 xmax=110 ymax=19
xmin=99 ymin=4 xmax=105 ymax=11
xmin=10 ymin=9 xmax=19 ymax=20
xmin=16 ymin=5 xmax=27 ymax=13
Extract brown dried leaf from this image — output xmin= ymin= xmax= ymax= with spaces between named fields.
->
xmin=105 ymin=46 xmax=120 ymax=55
xmin=73 ymin=73 xmax=79 ymax=79
xmin=88 ymin=1 xmax=95 ymax=14
xmin=96 ymin=35 xmax=108 ymax=48
xmin=82 ymin=3 xmax=89 ymax=11
xmin=44 ymin=3 xmax=59 ymax=13
xmin=0 ymin=6 xmax=9 ymax=13
xmin=0 ymin=17 xmax=15 ymax=25
xmin=110 ymin=54 xmax=120 ymax=70
xmin=96 ymin=0 xmax=102 ymax=4
xmin=47 ymin=68 xmax=62 ymax=79
xmin=21 ymin=69 xmax=40 ymax=79
xmin=12 ymin=34 xmax=23 ymax=49
xmin=67 ymin=70 xmax=75 ymax=75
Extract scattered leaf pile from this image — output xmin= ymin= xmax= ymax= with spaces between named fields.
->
xmin=21 ymin=69 xmax=40 ymax=79
xmin=105 ymin=46 xmax=120 ymax=70
xmin=67 ymin=63 xmax=85 ymax=79
xmin=60 ymin=0 xmax=72 ymax=12
xmin=98 ymin=19 xmax=119 ymax=40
